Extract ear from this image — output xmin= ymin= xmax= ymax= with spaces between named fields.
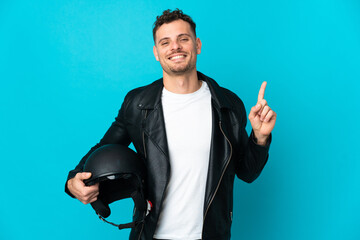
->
xmin=196 ymin=38 xmax=202 ymax=55
xmin=153 ymin=45 xmax=159 ymax=61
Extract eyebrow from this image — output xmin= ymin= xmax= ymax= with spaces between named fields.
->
xmin=157 ymin=33 xmax=192 ymax=45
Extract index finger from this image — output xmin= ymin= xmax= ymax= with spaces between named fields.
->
xmin=257 ymin=81 xmax=267 ymax=102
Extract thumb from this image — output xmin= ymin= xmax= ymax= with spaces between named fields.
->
xmin=77 ymin=172 xmax=92 ymax=180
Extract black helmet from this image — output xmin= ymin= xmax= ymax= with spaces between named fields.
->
xmin=83 ymin=144 xmax=150 ymax=230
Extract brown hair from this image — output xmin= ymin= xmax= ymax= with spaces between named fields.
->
xmin=152 ymin=9 xmax=196 ymax=42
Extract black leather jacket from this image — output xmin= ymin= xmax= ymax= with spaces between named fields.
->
xmin=66 ymin=71 xmax=270 ymax=240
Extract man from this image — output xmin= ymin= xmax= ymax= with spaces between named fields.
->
xmin=65 ymin=9 xmax=276 ymax=240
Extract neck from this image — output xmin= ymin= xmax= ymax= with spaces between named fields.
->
xmin=163 ymin=69 xmax=201 ymax=94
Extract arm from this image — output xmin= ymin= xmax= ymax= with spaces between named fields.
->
xmin=65 ymin=95 xmax=132 ymax=200
xmin=234 ymin=103 xmax=271 ymax=183
xmin=233 ymin=82 xmax=276 ymax=183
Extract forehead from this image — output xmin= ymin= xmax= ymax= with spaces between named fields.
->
xmin=155 ymin=19 xmax=194 ymax=41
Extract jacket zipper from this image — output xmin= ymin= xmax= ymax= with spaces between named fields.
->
xmin=138 ymin=110 xmax=148 ymax=240
xmin=201 ymin=120 xmax=233 ymax=240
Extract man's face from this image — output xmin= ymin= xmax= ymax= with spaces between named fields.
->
xmin=153 ymin=19 xmax=202 ymax=76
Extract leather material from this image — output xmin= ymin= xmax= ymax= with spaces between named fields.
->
xmin=66 ymin=71 xmax=270 ymax=240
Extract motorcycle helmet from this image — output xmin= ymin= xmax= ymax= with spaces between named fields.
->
xmin=83 ymin=144 xmax=150 ymax=230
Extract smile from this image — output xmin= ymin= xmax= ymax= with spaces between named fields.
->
xmin=168 ymin=55 xmax=186 ymax=60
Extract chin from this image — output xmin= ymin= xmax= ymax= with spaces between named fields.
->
xmin=170 ymin=63 xmax=196 ymax=74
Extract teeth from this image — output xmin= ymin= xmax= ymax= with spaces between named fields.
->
xmin=170 ymin=55 xmax=185 ymax=60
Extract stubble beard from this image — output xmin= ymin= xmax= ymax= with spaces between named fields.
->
xmin=161 ymin=57 xmax=196 ymax=76
xmin=169 ymin=63 xmax=193 ymax=75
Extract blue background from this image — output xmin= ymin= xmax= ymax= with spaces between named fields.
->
xmin=1 ymin=0 xmax=359 ymax=239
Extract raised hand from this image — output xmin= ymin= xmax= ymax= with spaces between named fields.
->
xmin=248 ymin=81 xmax=277 ymax=145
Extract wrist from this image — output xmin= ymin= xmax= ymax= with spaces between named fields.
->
xmin=256 ymin=138 xmax=268 ymax=146
xmin=252 ymin=132 xmax=269 ymax=146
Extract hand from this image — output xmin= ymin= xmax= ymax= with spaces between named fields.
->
xmin=248 ymin=81 xmax=277 ymax=145
xmin=67 ymin=172 xmax=99 ymax=204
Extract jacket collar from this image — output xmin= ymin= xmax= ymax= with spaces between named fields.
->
xmin=137 ymin=71 xmax=233 ymax=110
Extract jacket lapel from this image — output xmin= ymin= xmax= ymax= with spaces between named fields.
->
xmin=143 ymin=102 xmax=169 ymax=161
xmin=137 ymin=78 xmax=170 ymax=162
xmin=137 ymin=79 xmax=170 ymax=221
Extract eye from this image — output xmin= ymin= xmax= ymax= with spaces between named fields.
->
xmin=161 ymin=41 xmax=169 ymax=46
xmin=180 ymin=38 xmax=189 ymax=42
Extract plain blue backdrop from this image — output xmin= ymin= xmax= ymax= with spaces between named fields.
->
xmin=1 ymin=0 xmax=359 ymax=239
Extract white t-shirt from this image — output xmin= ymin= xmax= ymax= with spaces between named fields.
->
xmin=153 ymin=81 xmax=212 ymax=240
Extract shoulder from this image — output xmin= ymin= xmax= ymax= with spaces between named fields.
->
xmin=122 ymin=79 xmax=163 ymax=108
xmin=118 ymin=79 xmax=162 ymax=124
xmin=200 ymin=71 xmax=245 ymax=112
xmin=214 ymin=80 xmax=247 ymax=115
xmin=203 ymin=73 xmax=247 ymax=126
xmin=220 ymin=86 xmax=247 ymax=122
xmin=220 ymin=87 xmax=245 ymax=106
xmin=124 ymin=80 xmax=161 ymax=101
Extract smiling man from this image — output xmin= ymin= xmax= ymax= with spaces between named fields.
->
xmin=153 ymin=18 xmax=201 ymax=79
xmin=66 ymin=9 xmax=276 ymax=240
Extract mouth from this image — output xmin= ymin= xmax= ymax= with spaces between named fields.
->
xmin=168 ymin=54 xmax=187 ymax=61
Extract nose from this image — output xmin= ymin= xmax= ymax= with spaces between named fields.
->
xmin=170 ymin=39 xmax=182 ymax=51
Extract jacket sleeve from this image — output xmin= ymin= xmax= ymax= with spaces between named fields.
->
xmin=64 ymin=94 xmax=132 ymax=197
xmin=232 ymin=94 xmax=271 ymax=183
